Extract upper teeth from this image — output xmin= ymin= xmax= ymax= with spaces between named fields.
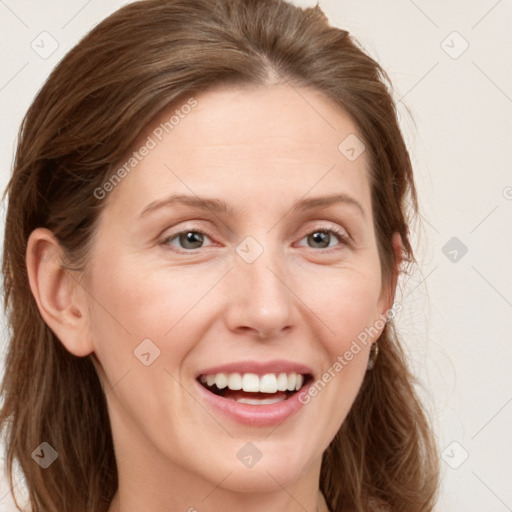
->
xmin=200 ymin=372 xmax=305 ymax=393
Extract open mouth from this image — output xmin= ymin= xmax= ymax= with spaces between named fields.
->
xmin=197 ymin=372 xmax=312 ymax=405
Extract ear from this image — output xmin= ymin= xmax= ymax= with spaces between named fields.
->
xmin=26 ymin=227 xmax=94 ymax=357
xmin=377 ymin=232 xmax=404 ymax=318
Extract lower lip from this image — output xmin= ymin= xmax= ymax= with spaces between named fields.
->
xmin=194 ymin=380 xmax=311 ymax=427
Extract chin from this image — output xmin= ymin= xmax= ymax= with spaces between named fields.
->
xmin=197 ymin=441 xmax=317 ymax=493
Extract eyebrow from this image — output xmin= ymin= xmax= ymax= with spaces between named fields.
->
xmin=138 ymin=193 xmax=366 ymax=219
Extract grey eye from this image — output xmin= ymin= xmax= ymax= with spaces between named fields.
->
xmin=167 ymin=231 xmax=211 ymax=250
xmin=302 ymin=230 xmax=342 ymax=249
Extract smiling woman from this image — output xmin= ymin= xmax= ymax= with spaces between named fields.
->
xmin=0 ymin=1 xmax=439 ymax=512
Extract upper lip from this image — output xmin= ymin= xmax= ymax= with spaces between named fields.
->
xmin=195 ymin=359 xmax=314 ymax=378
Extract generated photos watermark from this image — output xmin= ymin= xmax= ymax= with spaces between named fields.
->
xmin=93 ymin=97 xmax=198 ymax=200
xmin=298 ymin=302 xmax=402 ymax=405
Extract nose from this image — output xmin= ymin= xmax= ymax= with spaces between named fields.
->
xmin=223 ymin=241 xmax=295 ymax=340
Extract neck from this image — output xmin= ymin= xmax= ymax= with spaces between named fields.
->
xmin=108 ymin=490 xmax=330 ymax=512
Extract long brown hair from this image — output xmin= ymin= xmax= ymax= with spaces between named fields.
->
xmin=0 ymin=0 xmax=439 ymax=510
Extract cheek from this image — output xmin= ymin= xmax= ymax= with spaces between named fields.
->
xmin=85 ymin=255 xmax=225 ymax=384
xmin=303 ymin=264 xmax=383 ymax=348
xmin=301 ymin=269 xmax=382 ymax=431
xmin=85 ymin=259 xmax=215 ymax=449
xmin=88 ymin=256 xmax=196 ymax=336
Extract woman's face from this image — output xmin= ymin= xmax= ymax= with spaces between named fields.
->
xmin=83 ymin=84 xmax=396 ymax=497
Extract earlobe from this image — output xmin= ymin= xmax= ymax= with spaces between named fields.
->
xmin=26 ymin=227 xmax=94 ymax=357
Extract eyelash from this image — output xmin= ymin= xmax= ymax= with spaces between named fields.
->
xmin=160 ymin=224 xmax=350 ymax=252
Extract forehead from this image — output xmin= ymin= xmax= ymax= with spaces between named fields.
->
xmin=103 ymin=83 xmax=371 ymax=220
xmin=155 ymin=83 xmax=362 ymax=157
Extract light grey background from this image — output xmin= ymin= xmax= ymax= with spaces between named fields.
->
xmin=1 ymin=1 xmax=511 ymax=511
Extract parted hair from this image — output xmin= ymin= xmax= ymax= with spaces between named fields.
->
xmin=0 ymin=0 xmax=439 ymax=510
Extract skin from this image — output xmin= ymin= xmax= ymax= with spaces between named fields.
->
xmin=26 ymin=83 xmax=402 ymax=512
